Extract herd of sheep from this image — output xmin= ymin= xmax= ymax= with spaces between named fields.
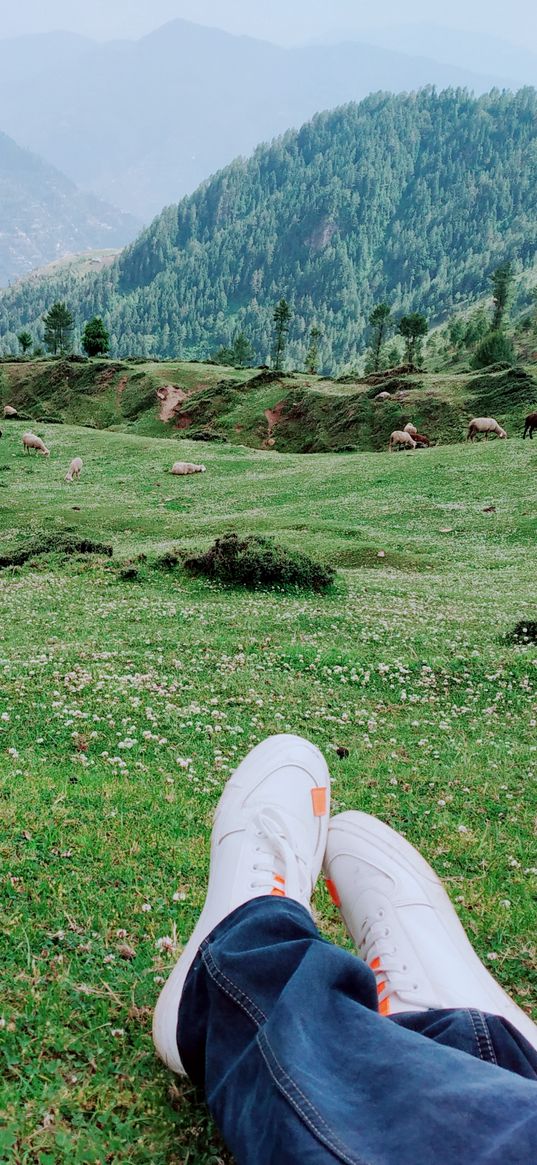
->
xmin=388 ymin=415 xmax=525 ymax=451
xmin=3 ymin=404 xmax=537 ymax=477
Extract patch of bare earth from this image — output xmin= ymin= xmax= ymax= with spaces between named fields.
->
xmin=157 ymin=385 xmax=188 ymax=423
xmin=263 ymin=400 xmax=286 ymax=447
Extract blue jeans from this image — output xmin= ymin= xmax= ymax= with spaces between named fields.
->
xmin=178 ymin=898 xmax=537 ymax=1164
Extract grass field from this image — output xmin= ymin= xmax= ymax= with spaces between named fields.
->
xmin=1 ymin=421 xmax=536 ymax=1164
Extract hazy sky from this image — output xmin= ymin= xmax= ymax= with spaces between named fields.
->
xmin=2 ymin=0 xmax=536 ymax=48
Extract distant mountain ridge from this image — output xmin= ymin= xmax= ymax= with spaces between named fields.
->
xmin=0 ymin=21 xmax=512 ymax=219
xmin=1 ymin=89 xmax=535 ymax=367
xmin=0 ymin=131 xmax=137 ymax=286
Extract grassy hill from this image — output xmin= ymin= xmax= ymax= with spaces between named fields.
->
xmin=0 ymin=419 xmax=536 ymax=1162
xmin=2 ymin=357 xmax=537 ymax=452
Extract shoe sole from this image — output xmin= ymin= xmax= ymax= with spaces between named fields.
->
xmin=153 ymin=735 xmax=330 ymax=1074
xmin=326 ymin=812 xmax=537 ymax=1048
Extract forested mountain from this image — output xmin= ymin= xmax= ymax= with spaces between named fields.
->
xmin=0 ymin=131 xmax=137 ymax=286
xmin=0 ymin=22 xmax=509 ymax=219
xmin=1 ymin=90 xmax=536 ymax=367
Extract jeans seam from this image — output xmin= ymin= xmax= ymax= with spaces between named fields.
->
xmin=258 ymin=1029 xmax=368 ymax=1165
xmin=468 ymin=1009 xmax=498 ymax=1065
xmin=202 ymin=945 xmax=268 ymax=1026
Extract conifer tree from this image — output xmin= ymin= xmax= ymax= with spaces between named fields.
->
xmin=272 ymin=299 xmax=291 ymax=371
xmin=17 ymin=330 xmax=32 ymax=355
xmin=368 ymin=304 xmax=391 ymax=371
xmin=82 ymin=316 xmax=110 ymax=357
xmin=491 ymin=262 xmax=514 ymax=331
xmin=43 ymin=302 xmax=74 ymax=355
xmin=305 ymin=325 xmax=322 ymax=373
xmin=398 ymin=313 xmax=428 ymax=363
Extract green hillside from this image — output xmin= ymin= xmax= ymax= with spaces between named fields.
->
xmin=2 ymin=357 xmax=537 ymax=452
xmin=1 ymin=419 xmax=536 ymax=1163
xmin=1 ymin=89 xmax=537 ymax=365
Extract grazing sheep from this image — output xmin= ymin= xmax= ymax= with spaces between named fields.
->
xmin=467 ymin=417 xmax=507 ymax=441
xmin=3 ymin=405 xmax=18 ymax=418
xmin=523 ymin=411 xmax=537 ymax=439
xmin=65 ymin=457 xmax=83 ymax=482
xmin=170 ymin=462 xmax=206 ymax=475
xmin=375 ymin=391 xmax=391 ymax=401
xmin=403 ymin=422 xmax=418 ymax=435
xmin=413 ymin=432 xmax=431 ymax=448
xmin=389 ymin=430 xmax=416 ymax=452
xmin=23 ymin=432 xmax=50 ymax=456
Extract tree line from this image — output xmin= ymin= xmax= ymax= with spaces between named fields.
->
xmin=20 ymin=260 xmax=516 ymax=377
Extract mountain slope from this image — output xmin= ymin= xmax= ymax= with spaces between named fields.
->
xmin=1 ymin=89 xmax=536 ymax=364
xmin=0 ymin=21 xmax=510 ymax=219
xmin=0 ymin=132 xmax=137 ymax=287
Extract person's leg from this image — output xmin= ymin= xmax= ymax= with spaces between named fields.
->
xmin=154 ymin=736 xmax=537 ymax=1164
xmin=178 ymin=895 xmax=537 ymax=1165
xmin=323 ymin=811 xmax=537 ymax=1050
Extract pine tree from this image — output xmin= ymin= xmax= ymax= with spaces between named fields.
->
xmin=272 ymin=299 xmax=291 ymax=371
xmin=491 ymin=262 xmax=514 ymax=331
xmin=398 ymin=313 xmax=428 ymax=363
xmin=368 ymin=304 xmax=391 ymax=371
xmin=17 ymin=330 xmax=32 ymax=355
xmin=305 ymin=324 xmax=322 ymax=373
xmin=43 ymin=302 xmax=74 ymax=355
xmin=232 ymin=332 xmax=254 ymax=367
xmin=82 ymin=316 xmax=110 ymax=357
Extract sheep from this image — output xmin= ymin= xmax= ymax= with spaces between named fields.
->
xmin=3 ymin=405 xmax=18 ymax=418
xmin=65 ymin=457 xmax=83 ymax=482
xmin=389 ymin=430 xmax=416 ymax=452
xmin=467 ymin=417 xmax=507 ymax=441
xmin=375 ymin=391 xmax=391 ymax=401
xmin=170 ymin=462 xmax=206 ymax=475
xmin=23 ymin=432 xmax=50 ymax=455
xmin=413 ymin=432 xmax=431 ymax=448
xmin=403 ymin=422 xmax=418 ymax=435
xmin=523 ymin=411 xmax=537 ymax=439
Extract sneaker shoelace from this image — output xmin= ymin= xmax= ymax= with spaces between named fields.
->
xmin=359 ymin=912 xmax=419 ymax=1009
xmin=249 ymin=808 xmax=311 ymax=907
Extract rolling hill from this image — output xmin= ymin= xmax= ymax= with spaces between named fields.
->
xmin=0 ymin=131 xmax=137 ymax=287
xmin=1 ymin=90 xmax=536 ymax=367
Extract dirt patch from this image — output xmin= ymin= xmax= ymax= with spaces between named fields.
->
xmin=116 ymin=375 xmax=128 ymax=406
xmin=157 ymin=384 xmax=188 ymax=423
xmin=175 ymin=414 xmax=193 ymax=430
xmin=264 ymin=400 xmax=287 ymax=447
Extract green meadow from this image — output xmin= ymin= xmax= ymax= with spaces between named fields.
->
xmin=1 ymin=420 xmax=536 ymax=1164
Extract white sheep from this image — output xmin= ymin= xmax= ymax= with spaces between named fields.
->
xmin=65 ymin=457 xmax=83 ymax=482
xmin=3 ymin=405 xmax=18 ymax=418
xmin=170 ymin=462 xmax=206 ymax=475
xmin=375 ymin=391 xmax=391 ymax=401
xmin=467 ymin=417 xmax=507 ymax=441
xmin=404 ymin=422 xmax=417 ymax=435
xmin=23 ymin=432 xmax=50 ymax=456
xmin=389 ymin=430 xmax=416 ymax=452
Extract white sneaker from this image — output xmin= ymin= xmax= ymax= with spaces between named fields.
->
xmin=324 ymin=811 xmax=537 ymax=1050
xmin=153 ymin=734 xmax=330 ymax=1074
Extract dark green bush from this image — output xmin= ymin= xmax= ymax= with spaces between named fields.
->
xmin=0 ymin=534 xmax=112 ymax=569
xmin=471 ymin=331 xmax=515 ymax=369
xmin=184 ymin=533 xmax=336 ymax=592
xmin=509 ymin=620 xmax=537 ymax=644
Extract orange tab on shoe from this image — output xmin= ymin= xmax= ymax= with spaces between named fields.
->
xmin=311 ymin=787 xmax=327 ymax=817
xmin=271 ymin=887 xmax=286 ymax=897
xmin=325 ymin=878 xmax=341 ymax=907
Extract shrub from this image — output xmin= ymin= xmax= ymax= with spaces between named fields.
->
xmin=0 ymin=534 xmax=112 ymax=569
xmin=184 ymin=533 xmax=336 ymax=592
xmin=509 ymin=620 xmax=537 ymax=645
xmin=471 ymin=331 xmax=515 ymax=369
